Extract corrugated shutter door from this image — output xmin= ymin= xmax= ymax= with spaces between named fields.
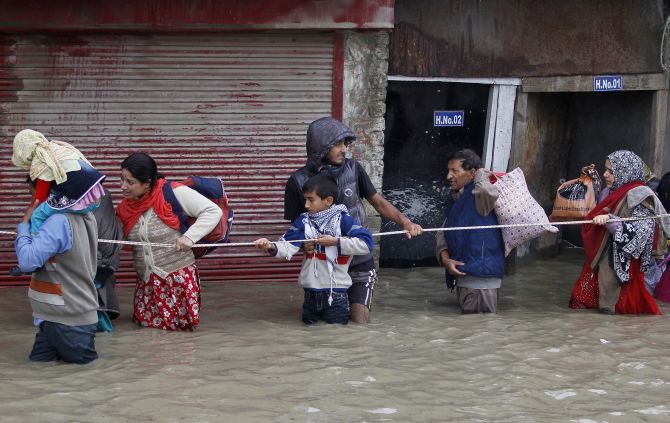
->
xmin=0 ymin=33 xmax=333 ymax=286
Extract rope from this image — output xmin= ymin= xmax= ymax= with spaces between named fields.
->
xmin=1 ymin=213 xmax=669 ymax=250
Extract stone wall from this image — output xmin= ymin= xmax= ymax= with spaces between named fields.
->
xmin=342 ymin=30 xmax=390 ymax=233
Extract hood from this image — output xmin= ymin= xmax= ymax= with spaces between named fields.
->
xmin=305 ymin=117 xmax=356 ymax=169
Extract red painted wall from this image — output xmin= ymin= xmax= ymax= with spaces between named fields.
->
xmin=0 ymin=0 xmax=395 ymax=32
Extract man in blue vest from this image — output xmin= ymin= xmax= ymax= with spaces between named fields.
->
xmin=284 ymin=117 xmax=422 ymax=323
xmin=435 ymin=149 xmax=504 ymax=313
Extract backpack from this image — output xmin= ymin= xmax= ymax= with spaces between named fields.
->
xmin=162 ymin=176 xmax=234 ymax=258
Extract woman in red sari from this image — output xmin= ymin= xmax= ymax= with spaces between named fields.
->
xmin=116 ymin=153 xmax=222 ymax=330
xmin=569 ymin=150 xmax=669 ymax=315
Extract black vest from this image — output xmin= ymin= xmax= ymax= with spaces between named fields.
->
xmin=293 ymin=159 xmax=367 ymax=228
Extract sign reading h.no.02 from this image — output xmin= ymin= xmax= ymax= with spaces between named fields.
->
xmin=434 ymin=110 xmax=464 ymax=127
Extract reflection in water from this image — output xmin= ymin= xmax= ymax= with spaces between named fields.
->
xmin=0 ymin=251 xmax=669 ymax=422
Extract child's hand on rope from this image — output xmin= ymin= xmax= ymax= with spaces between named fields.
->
xmin=254 ymin=238 xmax=274 ymax=251
xmin=303 ymin=241 xmax=315 ymax=254
xmin=315 ymin=235 xmax=338 ymax=247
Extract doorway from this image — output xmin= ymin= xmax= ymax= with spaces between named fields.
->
xmin=380 ymin=80 xmax=490 ymax=267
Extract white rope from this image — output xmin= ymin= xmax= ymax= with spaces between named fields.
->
xmin=1 ymin=213 xmax=669 ymax=250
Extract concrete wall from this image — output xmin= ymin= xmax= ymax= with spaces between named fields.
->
xmin=390 ymin=0 xmax=664 ymax=78
xmin=509 ymin=92 xmax=572 ymax=258
xmin=343 ymin=30 xmax=390 ymax=235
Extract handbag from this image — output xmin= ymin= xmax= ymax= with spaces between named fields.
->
xmin=549 ymin=164 xmax=600 ymax=221
xmin=492 ymin=168 xmax=558 ymax=256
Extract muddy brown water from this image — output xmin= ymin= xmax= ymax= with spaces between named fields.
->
xmin=1 ymin=250 xmax=669 ymax=422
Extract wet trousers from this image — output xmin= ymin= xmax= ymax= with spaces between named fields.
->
xmin=457 ymin=287 xmax=499 ymax=314
xmin=29 ymin=321 xmax=98 ymax=364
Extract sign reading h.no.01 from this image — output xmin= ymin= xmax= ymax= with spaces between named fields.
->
xmin=594 ymin=75 xmax=622 ymax=91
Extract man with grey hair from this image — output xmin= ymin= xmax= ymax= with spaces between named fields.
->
xmin=284 ymin=116 xmax=422 ymax=323
xmin=436 ymin=149 xmax=504 ymax=314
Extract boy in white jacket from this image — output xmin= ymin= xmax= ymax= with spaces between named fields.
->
xmin=255 ymin=174 xmax=373 ymax=324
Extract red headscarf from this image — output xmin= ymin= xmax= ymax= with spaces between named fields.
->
xmin=116 ymin=178 xmax=181 ymax=237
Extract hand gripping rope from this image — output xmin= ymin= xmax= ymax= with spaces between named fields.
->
xmin=1 ymin=214 xmax=669 ymax=249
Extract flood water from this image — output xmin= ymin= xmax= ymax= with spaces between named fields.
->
xmin=1 ymin=250 xmax=669 ymax=422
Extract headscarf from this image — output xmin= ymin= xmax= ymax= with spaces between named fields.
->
xmin=116 ymin=178 xmax=181 ymax=238
xmin=12 ymin=129 xmax=90 ymax=185
xmin=608 ymin=150 xmax=644 ymax=190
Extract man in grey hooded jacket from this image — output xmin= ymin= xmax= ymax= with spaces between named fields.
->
xmin=284 ymin=117 xmax=422 ymax=323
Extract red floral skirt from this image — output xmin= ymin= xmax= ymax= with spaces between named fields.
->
xmin=133 ymin=263 xmax=201 ymax=330
xmin=569 ymin=259 xmax=661 ymax=315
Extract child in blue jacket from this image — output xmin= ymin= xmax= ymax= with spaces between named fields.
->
xmin=255 ymin=173 xmax=373 ymax=324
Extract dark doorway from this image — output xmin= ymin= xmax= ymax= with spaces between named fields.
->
xmin=560 ymin=90 xmax=653 ymax=246
xmin=380 ymin=80 xmax=489 ymax=267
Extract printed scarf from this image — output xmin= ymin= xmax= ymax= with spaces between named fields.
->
xmin=307 ymin=204 xmax=349 ymax=236
xmin=116 ymin=178 xmax=181 ymax=237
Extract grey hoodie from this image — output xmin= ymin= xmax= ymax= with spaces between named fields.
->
xmin=305 ymin=116 xmax=356 ymax=171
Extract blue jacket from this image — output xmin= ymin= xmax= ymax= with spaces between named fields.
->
xmin=443 ymin=181 xmax=504 ymax=279
xmin=274 ymin=211 xmax=373 ymax=290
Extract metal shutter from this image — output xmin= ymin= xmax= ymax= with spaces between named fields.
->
xmin=0 ymin=33 xmax=334 ymax=286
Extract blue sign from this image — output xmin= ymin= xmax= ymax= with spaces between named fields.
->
xmin=594 ymin=75 xmax=623 ymax=91
xmin=434 ymin=110 xmax=464 ymax=127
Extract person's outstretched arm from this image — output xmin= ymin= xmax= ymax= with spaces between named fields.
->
xmin=366 ymin=193 xmax=422 ymax=237
xmin=354 ymin=162 xmax=421 ymax=237
xmin=264 ymin=216 xmax=308 ymax=260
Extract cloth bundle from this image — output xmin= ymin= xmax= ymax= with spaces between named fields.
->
xmin=12 ymin=129 xmax=91 ymax=185
xmin=491 ymin=167 xmax=558 ymax=256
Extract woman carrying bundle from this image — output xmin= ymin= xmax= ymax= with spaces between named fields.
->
xmin=569 ymin=150 xmax=670 ymax=315
xmin=116 ymin=153 xmax=221 ymax=330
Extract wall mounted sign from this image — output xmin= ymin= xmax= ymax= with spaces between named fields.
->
xmin=433 ymin=110 xmax=464 ymax=127
xmin=594 ymin=75 xmax=623 ymax=91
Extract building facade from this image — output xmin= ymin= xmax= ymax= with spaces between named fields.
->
xmin=0 ymin=0 xmax=394 ymax=285
xmin=381 ymin=0 xmax=668 ymax=265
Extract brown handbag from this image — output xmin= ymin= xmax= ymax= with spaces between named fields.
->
xmin=549 ymin=164 xmax=600 ymax=221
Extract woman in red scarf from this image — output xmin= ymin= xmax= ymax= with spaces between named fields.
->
xmin=116 ymin=153 xmax=222 ymax=330
xmin=569 ymin=150 xmax=669 ymax=315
